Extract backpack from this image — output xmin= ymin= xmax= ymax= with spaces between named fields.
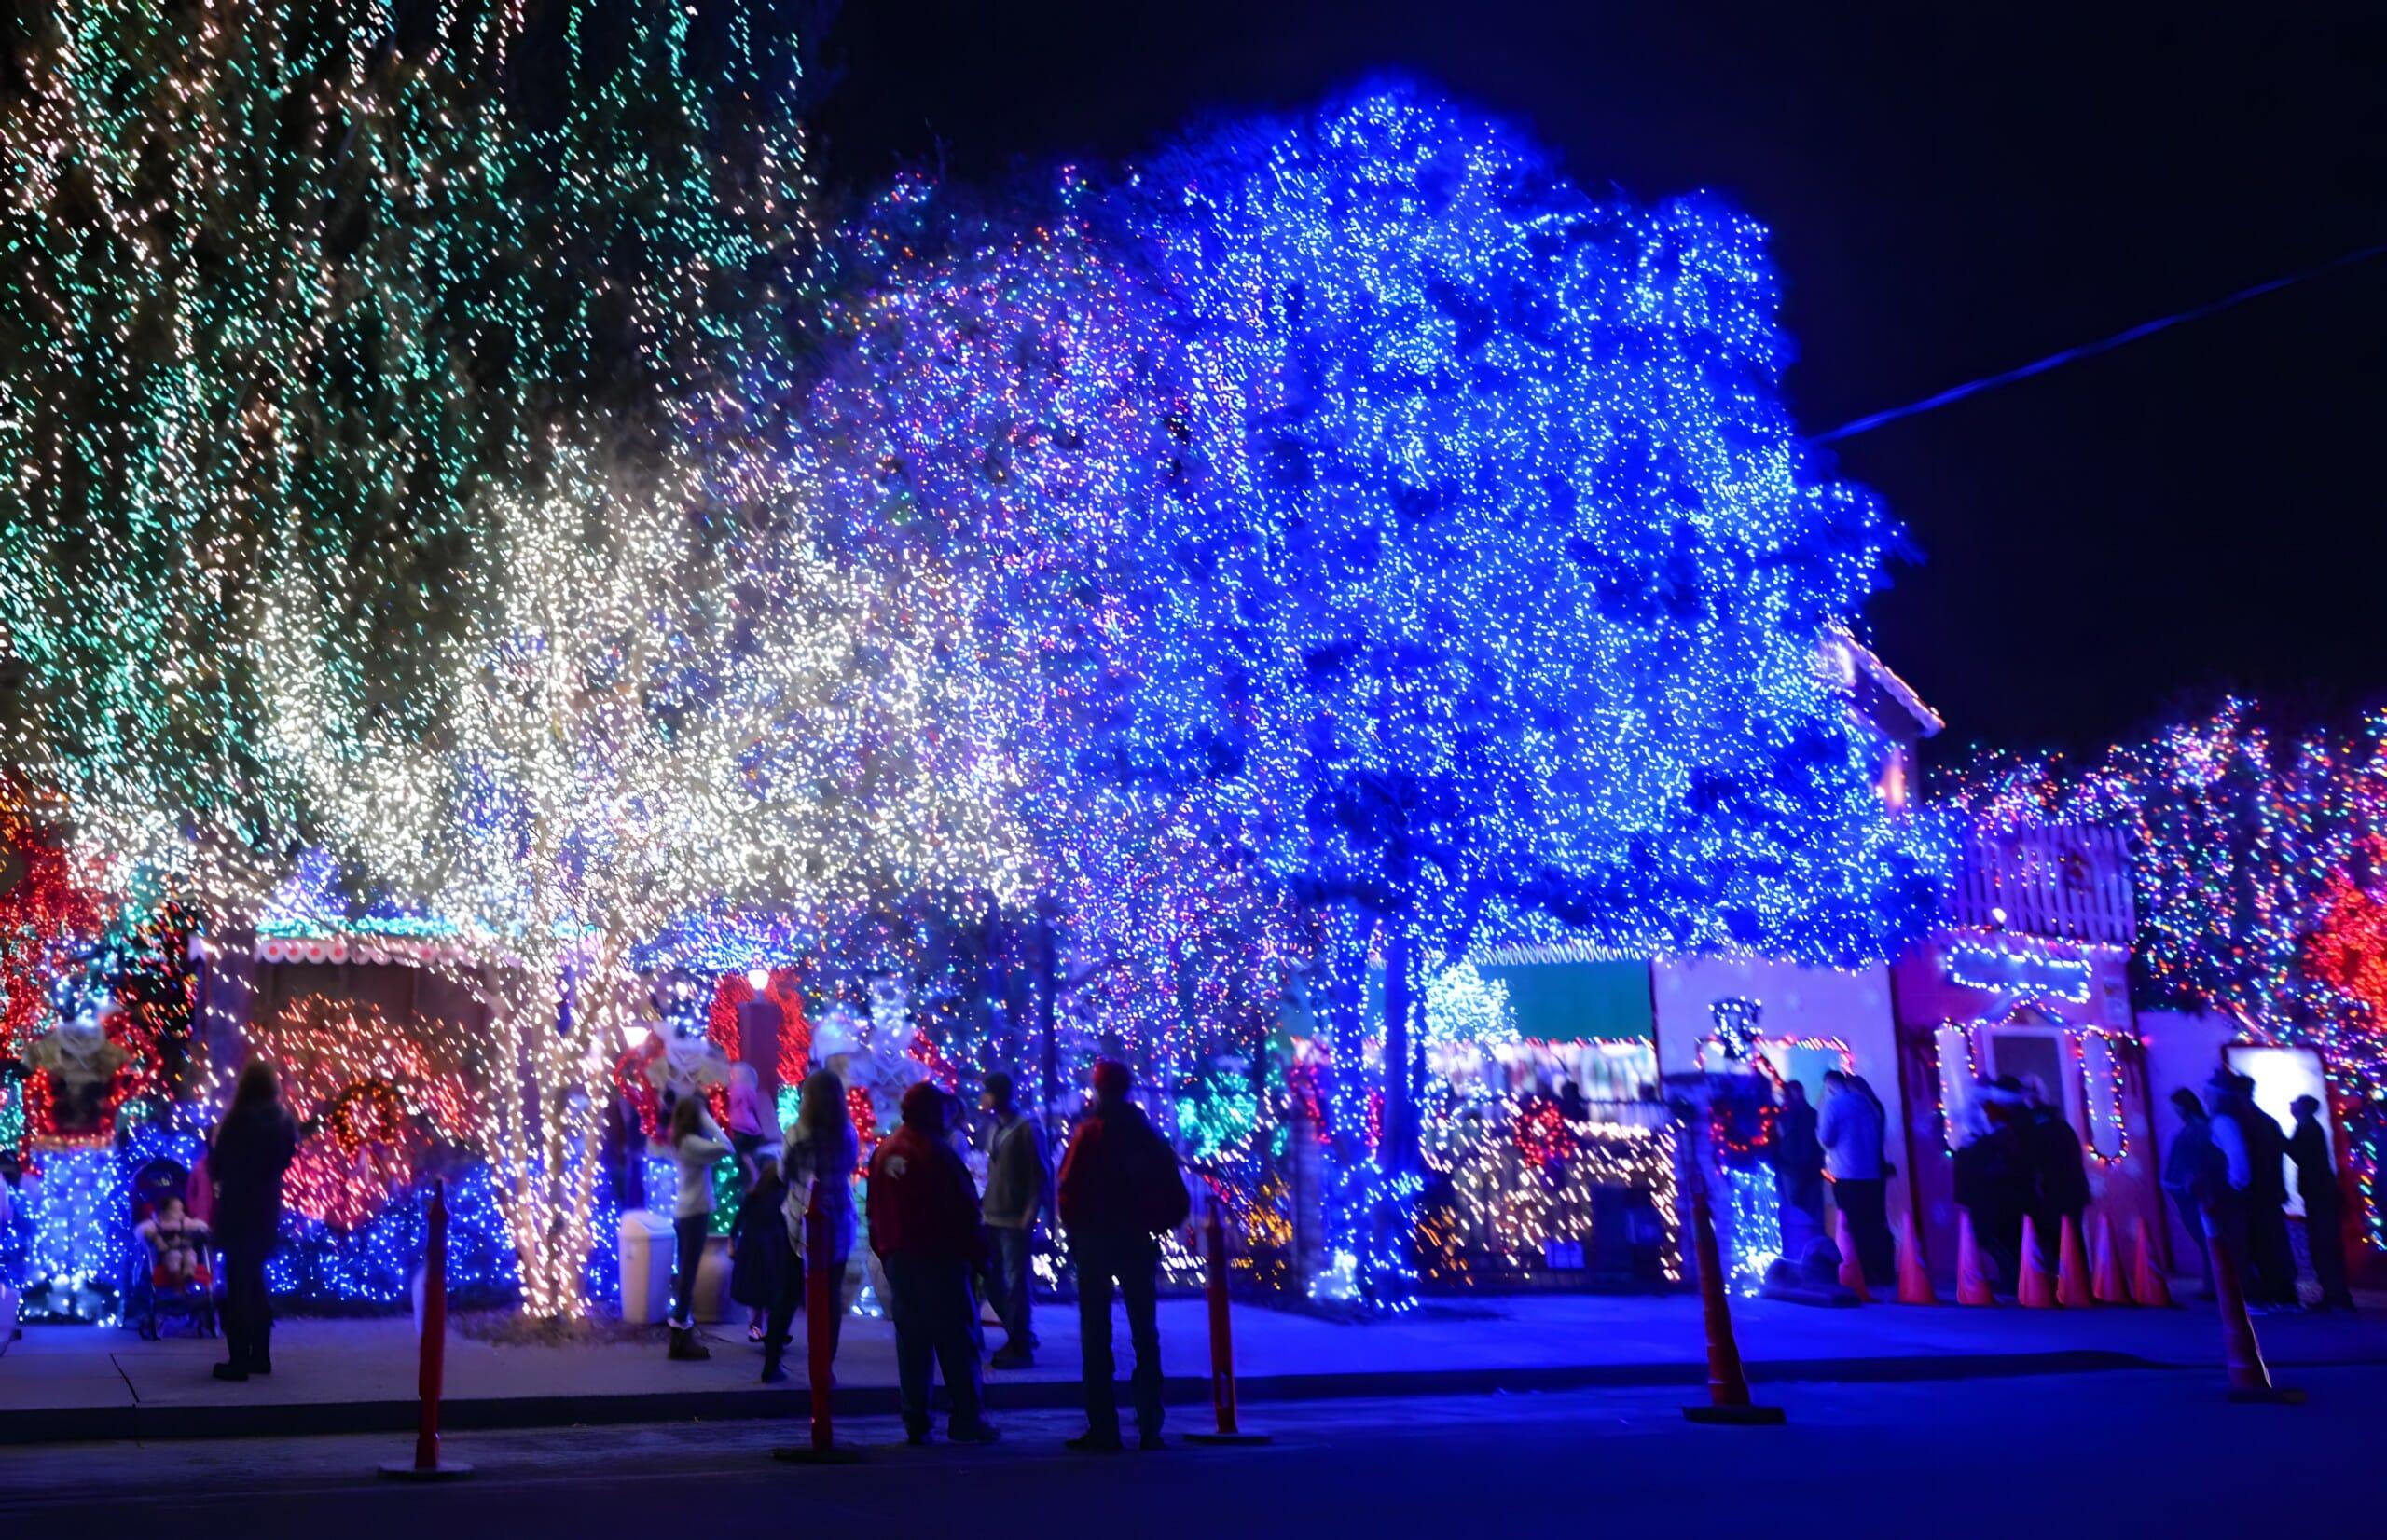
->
xmin=1138 ymin=1129 xmax=1193 ymax=1234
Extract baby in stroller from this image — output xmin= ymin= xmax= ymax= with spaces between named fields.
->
xmin=133 ymin=1188 xmax=216 ymax=1339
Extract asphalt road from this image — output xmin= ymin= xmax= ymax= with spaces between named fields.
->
xmin=4 ymin=1368 xmax=2381 ymax=1536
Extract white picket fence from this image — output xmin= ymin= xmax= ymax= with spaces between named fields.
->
xmin=1947 ymin=824 xmax=2136 ymax=945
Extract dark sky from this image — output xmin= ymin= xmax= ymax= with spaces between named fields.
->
xmin=807 ymin=1 xmax=2387 ymax=754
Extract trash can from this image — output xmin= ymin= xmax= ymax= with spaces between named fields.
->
xmin=618 ymin=1209 xmax=675 ymax=1325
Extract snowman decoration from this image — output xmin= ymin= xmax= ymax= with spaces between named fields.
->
xmin=24 ymin=997 xmax=131 ymax=1139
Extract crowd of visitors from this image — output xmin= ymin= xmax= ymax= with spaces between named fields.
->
xmin=697 ymin=1055 xmax=1187 ymax=1449
xmin=2159 ymin=1070 xmax=2355 ymax=1313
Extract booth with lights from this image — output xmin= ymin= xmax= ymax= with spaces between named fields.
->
xmin=1406 ymin=948 xmax=1676 ymax=1293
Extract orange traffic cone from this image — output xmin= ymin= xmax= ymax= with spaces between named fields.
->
xmin=2090 ymin=1215 xmax=2131 ymax=1305
xmin=2132 ymin=1217 xmax=2173 ymax=1309
xmin=2057 ymin=1216 xmax=2094 ymax=1308
xmin=1896 ymin=1215 xmax=1936 ymax=1304
xmin=1956 ymin=1213 xmax=1998 ymax=1305
xmin=2206 ymin=1219 xmax=2302 ymax=1403
xmin=1681 ymin=1183 xmax=1787 ymax=1424
xmin=1834 ymin=1209 xmax=1871 ymax=1302
xmin=2018 ymin=1217 xmax=2058 ymax=1308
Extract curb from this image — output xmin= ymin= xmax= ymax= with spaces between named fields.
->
xmin=0 ymin=1349 xmax=2168 ymax=1446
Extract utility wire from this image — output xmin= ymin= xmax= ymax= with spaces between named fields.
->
xmin=1810 ymin=239 xmax=2387 ymax=446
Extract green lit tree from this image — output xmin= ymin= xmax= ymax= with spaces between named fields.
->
xmin=0 ymin=1 xmax=815 ymax=906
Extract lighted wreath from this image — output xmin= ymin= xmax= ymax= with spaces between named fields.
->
xmin=249 ymin=997 xmax=479 ymax=1232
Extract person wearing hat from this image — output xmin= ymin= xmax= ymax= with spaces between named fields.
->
xmin=2287 ymin=1095 xmax=2355 ymax=1312
xmin=867 ymin=1080 xmax=999 ymax=1445
xmin=1057 ymin=1059 xmax=1189 ymax=1451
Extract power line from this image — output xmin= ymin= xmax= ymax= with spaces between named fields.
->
xmin=1810 ymin=239 xmax=2387 ymax=446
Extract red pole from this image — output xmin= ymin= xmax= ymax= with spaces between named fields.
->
xmin=775 ymin=1176 xmax=865 ymax=1462
xmin=1185 ymin=1194 xmax=1269 ymax=1444
xmin=380 ymin=1180 xmax=470 ymax=1478
xmin=416 ymin=1181 xmax=447 ymax=1469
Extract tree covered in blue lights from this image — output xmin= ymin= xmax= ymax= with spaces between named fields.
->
xmin=1079 ymin=87 xmax=1943 ymax=1303
xmin=792 ymin=85 xmax=1943 ymax=1307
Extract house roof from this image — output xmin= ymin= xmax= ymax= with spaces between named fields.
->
xmin=1827 ymin=624 xmax=1944 ymax=738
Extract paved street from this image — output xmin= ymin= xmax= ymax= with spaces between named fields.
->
xmin=3 ymin=1368 xmax=2381 ymax=1537
xmin=9 ymin=1290 xmax=2384 ymax=1441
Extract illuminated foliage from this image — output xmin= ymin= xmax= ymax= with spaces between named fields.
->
xmin=1952 ymin=703 xmax=2387 ymax=1248
xmin=0 ymin=1 xmax=815 ymax=906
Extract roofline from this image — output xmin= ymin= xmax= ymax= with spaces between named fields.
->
xmin=1828 ymin=624 xmax=1944 ymax=738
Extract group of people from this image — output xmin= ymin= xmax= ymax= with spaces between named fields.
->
xmin=2163 ymin=1071 xmax=2354 ymax=1312
xmin=1773 ymin=1070 xmax=1897 ymax=1286
xmin=1946 ymin=1074 xmax=2093 ymax=1292
xmin=666 ymin=1055 xmax=1194 ymax=1449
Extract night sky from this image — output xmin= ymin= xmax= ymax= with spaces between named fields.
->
xmin=807 ymin=1 xmax=2387 ymax=754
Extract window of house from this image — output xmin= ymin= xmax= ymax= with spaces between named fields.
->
xmin=1935 ymin=1024 xmax=1976 ymax=1150
xmin=2079 ymin=1031 xmax=2125 ymax=1160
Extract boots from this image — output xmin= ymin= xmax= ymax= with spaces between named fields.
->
xmin=668 ymin=1323 xmax=711 ymax=1361
xmin=760 ymin=1334 xmax=791 ymax=1382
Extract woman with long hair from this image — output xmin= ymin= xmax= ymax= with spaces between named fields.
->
xmin=725 ymin=1063 xmax=781 ymax=1342
xmin=209 ymin=1061 xmax=301 ymax=1382
xmin=768 ymin=1068 xmax=859 ymax=1382
xmin=666 ymin=1093 xmax=733 ymax=1361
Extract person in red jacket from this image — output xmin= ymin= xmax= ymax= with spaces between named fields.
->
xmin=867 ymin=1080 xmax=999 ymax=1445
xmin=1058 ymin=1058 xmax=1188 ymax=1451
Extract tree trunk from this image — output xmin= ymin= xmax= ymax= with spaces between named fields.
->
xmin=1379 ymin=919 xmax=1417 ymax=1180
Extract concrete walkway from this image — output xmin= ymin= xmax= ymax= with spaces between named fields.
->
xmin=5 ymin=1291 xmax=2382 ymax=1443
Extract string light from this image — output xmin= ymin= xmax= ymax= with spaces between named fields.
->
xmin=1949 ymin=703 xmax=2387 ymax=1247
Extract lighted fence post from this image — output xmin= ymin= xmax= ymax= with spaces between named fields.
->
xmin=1185 ymin=1194 xmax=1269 ymax=1445
xmin=774 ymin=1180 xmax=865 ymax=1464
xmin=379 ymin=1179 xmax=472 ymax=1479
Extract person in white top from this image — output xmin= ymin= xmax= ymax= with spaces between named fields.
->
xmin=1817 ymin=1070 xmax=1894 ymax=1286
xmin=666 ymin=1095 xmax=732 ymax=1361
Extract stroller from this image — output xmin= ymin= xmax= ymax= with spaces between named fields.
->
xmin=126 ymin=1158 xmax=216 ymax=1340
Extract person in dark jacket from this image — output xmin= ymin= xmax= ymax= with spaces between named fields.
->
xmin=867 ymin=1081 xmax=998 ymax=1445
xmin=2023 ymin=1085 xmax=2092 ymax=1255
xmin=980 ymin=1070 xmax=1052 ymax=1369
xmin=209 ymin=1062 xmax=302 ymax=1382
xmin=2288 ymin=1095 xmax=2355 ymax=1312
xmin=729 ymin=1154 xmax=796 ymax=1382
xmin=1773 ymin=1080 xmax=1826 ymax=1247
xmin=2160 ymin=1087 xmax=2222 ymax=1294
xmin=1955 ymin=1092 xmax=2031 ymax=1291
xmin=1057 ymin=1058 xmax=1187 ymax=1451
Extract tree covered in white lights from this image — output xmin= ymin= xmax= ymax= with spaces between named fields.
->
xmin=260 ymin=443 xmax=1030 ymax=1313
xmin=794 ymin=175 xmax=1317 ymax=1186
xmin=0 ymin=0 xmax=815 ymax=915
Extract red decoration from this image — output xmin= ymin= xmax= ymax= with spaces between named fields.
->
xmin=0 ymin=794 xmax=102 ymax=1084
xmin=2307 ymin=838 xmax=2387 ymax=1028
xmin=1513 ymin=1098 xmax=1568 ymax=1167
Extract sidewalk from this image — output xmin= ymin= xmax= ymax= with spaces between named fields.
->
xmin=5 ymin=1291 xmax=2383 ymax=1444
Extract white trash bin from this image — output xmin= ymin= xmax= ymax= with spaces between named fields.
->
xmin=618 ymin=1209 xmax=675 ymax=1325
